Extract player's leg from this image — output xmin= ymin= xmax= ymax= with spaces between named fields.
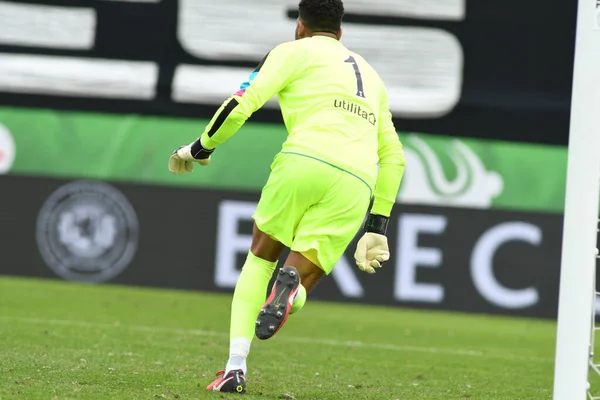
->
xmin=207 ymin=225 xmax=286 ymax=393
xmin=225 ymin=225 xmax=285 ymax=370
xmin=253 ymin=250 xmax=320 ymax=340
xmin=279 ymin=251 xmax=324 ymax=317
xmin=208 ymin=154 xmax=329 ymax=393
xmin=291 ymin=169 xmax=371 ymax=288
xmin=255 ymin=166 xmax=372 ymax=340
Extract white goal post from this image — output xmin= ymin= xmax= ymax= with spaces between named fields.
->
xmin=552 ymin=0 xmax=600 ymax=398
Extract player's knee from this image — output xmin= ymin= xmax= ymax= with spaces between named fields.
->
xmin=285 ymin=250 xmax=324 ymax=294
xmin=250 ymin=224 xmax=285 ymax=262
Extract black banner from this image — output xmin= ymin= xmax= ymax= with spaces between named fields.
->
xmin=0 ymin=0 xmax=576 ymax=145
xmin=0 ymin=175 xmax=571 ymax=319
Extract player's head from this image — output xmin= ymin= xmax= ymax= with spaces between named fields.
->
xmin=296 ymin=0 xmax=345 ymax=41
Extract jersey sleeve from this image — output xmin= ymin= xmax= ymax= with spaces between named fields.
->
xmin=199 ymin=42 xmax=306 ymax=149
xmin=371 ymin=87 xmax=406 ymax=218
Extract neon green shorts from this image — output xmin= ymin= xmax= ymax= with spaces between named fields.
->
xmin=253 ymin=152 xmax=372 ymax=274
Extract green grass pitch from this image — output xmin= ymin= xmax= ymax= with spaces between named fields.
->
xmin=0 ymin=276 xmax=596 ymax=399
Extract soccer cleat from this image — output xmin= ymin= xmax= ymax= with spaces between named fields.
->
xmin=206 ymin=369 xmax=246 ymax=394
xmin=255 ymin=266 xmax=300 ymax=340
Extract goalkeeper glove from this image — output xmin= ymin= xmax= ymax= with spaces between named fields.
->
xmin=168 ymin=138 xmax=214 ymax=174
xmin=354 ymin=213 xmax=390 ymax=274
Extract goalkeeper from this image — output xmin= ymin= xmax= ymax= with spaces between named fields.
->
xmin=168 ymin=0 xmax=405 ymax=394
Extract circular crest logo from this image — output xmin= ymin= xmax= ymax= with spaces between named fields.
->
xmin=36 ymin=180 xmax=139 ymax=283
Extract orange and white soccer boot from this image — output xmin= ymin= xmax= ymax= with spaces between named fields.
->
xmin=206 ymin=369 xmax=246 ymax=394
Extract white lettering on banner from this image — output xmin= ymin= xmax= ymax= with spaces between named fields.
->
xmin=0 ymin=54 xmax=158 ymax=99
xmin=175 ymin=0 xmax=464 ymax=118
xmin=340 ymin=0 xmax=465 ymax=20
xmin=0 ymin=2 xmax=96 ymax=50
xmin=0 ymin=0 xmax=464 ymax=114
xmin=0 ymin=2 xmax=157 ymax=99
xmin=214 ymin=200 xmax=365 ymax=296
xmin=215 ymin=200 xmax=256 ymax=288
xmin=470 ymin=222 xmax=541 ymax=309
xmin=215 ymin=201 xmax=545 ymax=311
xmin=395 ymin=214 xmax=447 ymax=303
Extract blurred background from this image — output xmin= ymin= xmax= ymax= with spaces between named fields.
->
xmin=0 ymin=0 xmax=579 ymax=320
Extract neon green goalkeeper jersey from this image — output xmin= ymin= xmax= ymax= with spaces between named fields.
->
xmin=199 ymin=35 xmax=405 ymax=217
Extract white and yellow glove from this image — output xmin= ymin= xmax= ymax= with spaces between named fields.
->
xmin=354 ymin=214 xmax=390 ymax=274
xmin=168 ymin=138 xmax=214 ymax=175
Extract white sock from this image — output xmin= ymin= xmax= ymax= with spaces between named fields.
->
xmin=225 ymin=337 xmax=251 ymax=375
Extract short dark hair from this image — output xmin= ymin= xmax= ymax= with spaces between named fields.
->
xmin=298 ymin=0 xmax=345 ymax=34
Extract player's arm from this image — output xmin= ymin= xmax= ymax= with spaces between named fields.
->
xmin=371 ymin=89 xmax=405 ymax=218
xmin=168 ymin=42 xmax=306 ymax=174
xmin=200 ymin=41 xmax=305 ymax=149
xmin=355 ymin=88 xmax=405 ymax=274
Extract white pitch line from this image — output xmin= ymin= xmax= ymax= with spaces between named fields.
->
xmin=0 ymin=316 xmax=553 ymax=363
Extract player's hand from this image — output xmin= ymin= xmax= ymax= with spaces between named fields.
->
xmin=354 ymin=232 xmax=390 ymax=274
xmin=168 ymin=139 xmax=214 ymax=175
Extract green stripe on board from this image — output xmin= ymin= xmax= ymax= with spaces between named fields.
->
xmin=0 ymin=107 xmax=568 ymax=213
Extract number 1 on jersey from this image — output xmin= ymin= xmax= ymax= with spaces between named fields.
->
xmin=344 ymin=56 xmax=366 ymax=98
